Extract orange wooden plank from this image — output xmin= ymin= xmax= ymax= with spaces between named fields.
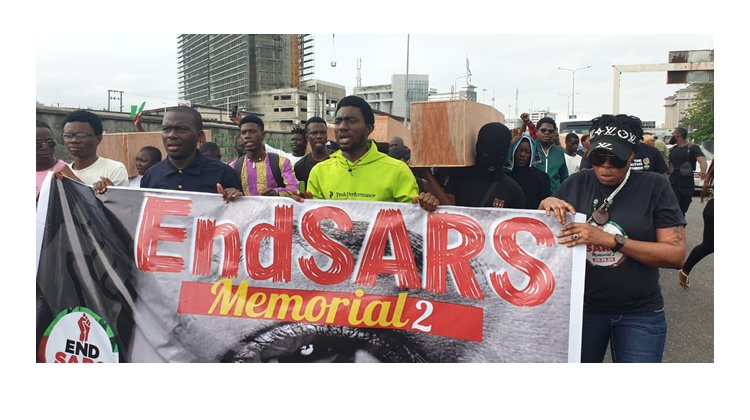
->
xmin=100 ymin=130 xmax=211 ymax=177
xmin=409 ymin=100 xmax=505 ymax=167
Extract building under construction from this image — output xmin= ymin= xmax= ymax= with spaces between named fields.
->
xmin=178 ymin=34 xmax=314 ymax=112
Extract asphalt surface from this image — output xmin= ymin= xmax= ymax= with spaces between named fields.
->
xmin=662 ymin=196 xmax=714 ymax=363
xmin=602 ymin=195 xmax=714 ymax=363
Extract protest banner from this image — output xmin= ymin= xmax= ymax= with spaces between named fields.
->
xmin=36 ymin=176 xmax=585 ymax=362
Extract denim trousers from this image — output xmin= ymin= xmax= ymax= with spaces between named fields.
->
xmin=581 ymin=309 xmax=667 ymax=363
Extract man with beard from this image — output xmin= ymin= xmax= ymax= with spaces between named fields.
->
xmin=532 ymin=117 xmax=568 ymax=193
xmin=294 ymin=117 xmax=330 ymax=188
xmin=306 ymin=95 xmax=438 ymax=211
xmin=438 ymin=122 xmax=526 ymax=209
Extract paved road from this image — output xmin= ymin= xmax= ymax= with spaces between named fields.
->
xmin=602 ymin=196 xmax=713 ymax=362
xmin=661 ymin=196 xmax=714 ymax=363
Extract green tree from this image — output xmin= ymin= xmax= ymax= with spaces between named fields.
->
xmin=682 ymin=83 xmax=714 ymax=143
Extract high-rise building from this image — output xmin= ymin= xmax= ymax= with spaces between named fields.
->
xmin=178 ymin=34 xmax=304 ymax=111
xmin=353 ymin=74 xmax=429 ymax=120
xmin=664 ymin=85 xmax=698 ymax=129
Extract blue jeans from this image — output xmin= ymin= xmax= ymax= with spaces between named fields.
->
xmin=581 ymin=309 xmax=667 ymax=363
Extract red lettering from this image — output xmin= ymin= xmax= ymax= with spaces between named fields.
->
xmin=298 ymin=206 xmax=354 ymax=285
xmin=425 ymin=213 xmax=485 ymax=299
xmin=55 ymin=352 xmax=66 ymax=363
xmin=68 ymin=355 xmax=78 ymax=363
xmin=490 ymin=217 xmax=555 ymax=307
xmin=136 ymin=196 xmax=191 ymax=272
xmin=192 ymin=218 xmax=241 ymax=278
xmin=245 ymin=205 xmax=293 ymax=282
xmin=355 ymin=209 xmax=420 ymax=289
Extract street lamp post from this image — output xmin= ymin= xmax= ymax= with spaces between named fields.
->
xmin=557 ymin=65 xmax=591 ymax=118
xmin=405 ymin=34 xmax=410 ymax=124
xmin=559 ymin=92 xmax=580 ymax=119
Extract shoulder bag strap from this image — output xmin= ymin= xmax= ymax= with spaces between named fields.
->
xmin=268 ymin=152 xmax=285 ymax=188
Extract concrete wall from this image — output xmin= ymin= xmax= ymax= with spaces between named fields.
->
xmin=36 ymin=106 xmax=293 ymax=163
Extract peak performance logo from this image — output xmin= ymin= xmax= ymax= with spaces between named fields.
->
xmin=38 ymin=307 xmax=119 ymax=363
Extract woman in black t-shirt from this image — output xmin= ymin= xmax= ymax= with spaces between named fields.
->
xmin=539 ymin=114 xmax=686 ymax=363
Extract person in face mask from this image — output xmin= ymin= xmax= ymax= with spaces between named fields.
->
xmin=440 ymin=122 xmax=526 ymax=208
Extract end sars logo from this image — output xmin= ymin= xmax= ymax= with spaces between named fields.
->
xmin=38 ymin=307 xmax=119 ymax=363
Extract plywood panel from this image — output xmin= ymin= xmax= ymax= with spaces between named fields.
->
xmin=324 ymin=117 xmax=412 ymax=147
xmin=371 ymin=115 xmax=412 ymax=145
xmin=409 ymin=100 xmax=505 ymax=167
xmin=97 ymin=134 xmax=128 ymax=170
xmin=100 ymin=130 xmax=211 ymax=177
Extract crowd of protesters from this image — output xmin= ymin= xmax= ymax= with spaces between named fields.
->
xmin=36 ymin=96 xmax=713 ymax=363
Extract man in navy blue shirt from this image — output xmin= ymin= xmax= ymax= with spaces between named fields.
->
xmin=141 ymin=106 xmax=242 ymax=200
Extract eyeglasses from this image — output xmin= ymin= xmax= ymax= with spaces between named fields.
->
xmin=538 ymin=128 xmax=556 ymax=134
xmin=36 ymin=139 xmax=56 ymax=150
xmin=62 ymin=132 xmax=94 ymax=141
xmin=589 ymin=153 xmax=628 ymax=169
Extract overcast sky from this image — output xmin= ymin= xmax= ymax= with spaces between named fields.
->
xmin=18 ymin=3 xmax=748 ymax=414
xmin=36 ymin=34 xmax=712 ymax=126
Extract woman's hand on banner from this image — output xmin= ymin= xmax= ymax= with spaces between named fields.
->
xmin=539 ymin=197 xmax=576 ymax=225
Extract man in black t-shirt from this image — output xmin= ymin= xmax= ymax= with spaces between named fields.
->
xmin=668 ymin=127 xmax=707 ymax=215
xmin=438 ymin=122 xmax=526 ymax=209
xmin=294 ymin=117 xmax=331 ymax=190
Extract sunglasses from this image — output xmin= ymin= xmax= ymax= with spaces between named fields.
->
xmin=538 ymin=128 xmax=556 ymax=134
xmin=589 ymin=153 xmax=628 ymax=169
xmin=36 ymin=139 xmax=56 ymax=150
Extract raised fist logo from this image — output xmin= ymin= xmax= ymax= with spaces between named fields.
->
xmin=78 ymin=314 xmax=91 ymax=342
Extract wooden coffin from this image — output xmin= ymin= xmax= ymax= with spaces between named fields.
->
xmin=324 ymin=116 xmax=412 ymax=146
xmin=371 ymin=114 xmax=412 ymax=146
xmin=409 ymin=100 xmax=505 ymax=167
xmin=99 ymin=130 xmax=211 ymax=177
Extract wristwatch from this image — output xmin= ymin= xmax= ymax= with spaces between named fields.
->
xmin=611 ymin=234 xmax=626 ymax=252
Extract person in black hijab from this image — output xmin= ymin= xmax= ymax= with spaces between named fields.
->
xmin=439 ymin=122 xmax=526 ymax=208
xmin=506 ymin=134 xmax=552 ymax=209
